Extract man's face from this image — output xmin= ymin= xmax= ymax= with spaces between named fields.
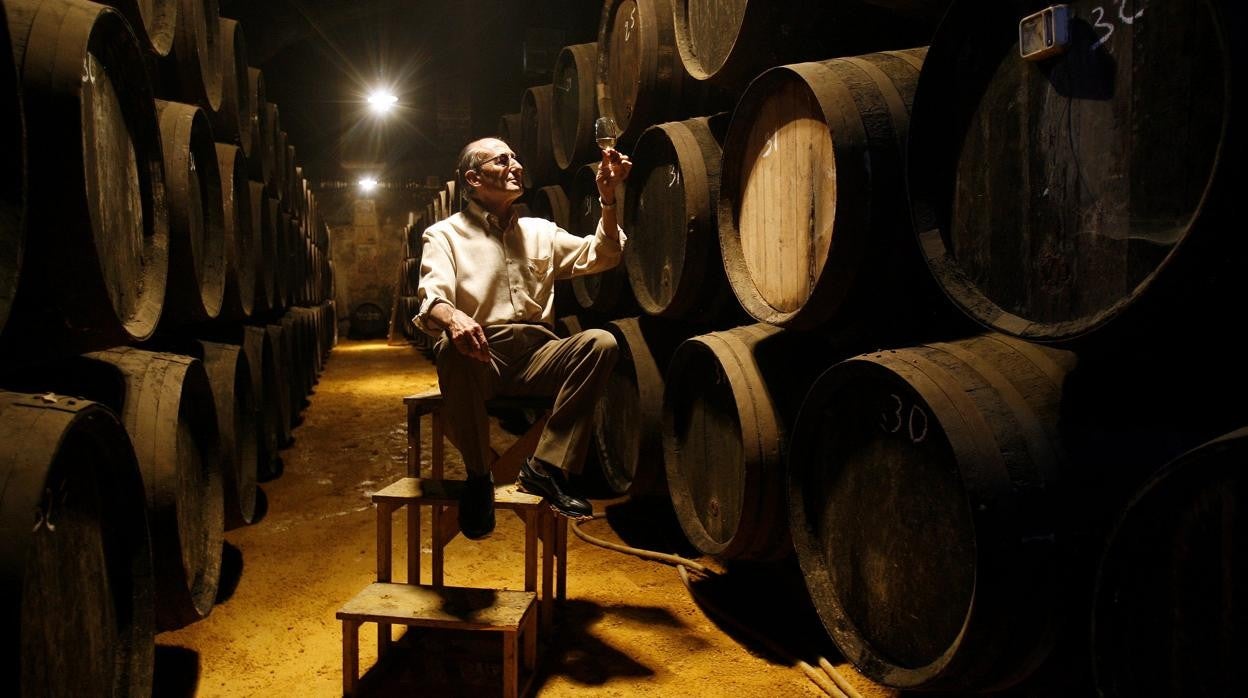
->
xmin=471 ymin=138 xmax=524 ymax=201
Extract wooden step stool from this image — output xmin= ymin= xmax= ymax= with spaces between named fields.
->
xmin=337 ymin=582 xmax=537 ymax=697
xmin=394 ymin=391 xmax=568 ymax=615
xmin=371 ymin=476 xmax=564 ymax=646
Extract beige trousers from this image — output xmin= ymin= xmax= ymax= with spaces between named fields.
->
xmin=434 ymin=323 xmax=618 ymax=476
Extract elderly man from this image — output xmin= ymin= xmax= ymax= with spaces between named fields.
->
xmin=415 ymin=137 xmax=632 ymax=539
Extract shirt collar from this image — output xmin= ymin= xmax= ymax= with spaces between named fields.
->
xmin=466 ymin=199 xmax=515 ymax=234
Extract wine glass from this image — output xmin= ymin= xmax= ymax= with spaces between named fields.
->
xmin=595 ymin=117 xmax=620 ymax=152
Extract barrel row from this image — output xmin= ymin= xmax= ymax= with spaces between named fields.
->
xmin=0 ymin=298 xmax=335 ymax=695
xmin=574 ymin=307 xmax=1248 ymax=696
xmin=1 ymin=0 xmax=334 ymax=355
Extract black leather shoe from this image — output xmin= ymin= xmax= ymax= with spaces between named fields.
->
xmin=517 ymin=457 xmax=593 ymax=519
xmin=458 ymin=472 xmax=495 ymax=540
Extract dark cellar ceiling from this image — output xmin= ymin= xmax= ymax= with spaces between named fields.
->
xmin=217 ymin=0 xmax=600 ymax=182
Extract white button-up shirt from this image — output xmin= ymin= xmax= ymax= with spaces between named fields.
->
xmin=415 ymin=199 xmax=626 ymax=336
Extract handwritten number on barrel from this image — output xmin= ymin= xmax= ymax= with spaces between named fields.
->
xmin=625 ymin=6 xmax=636 ymax=43
xmin=1090 ymin=1 xmax=1147 ymax=53
xmin=881 ymin=394 xmax=904 ymax=433
xmin=879 ymin=393 xmax=929 ymax=444
xmin=908 ymin=404 xmax=929 ymax=443
xmin=668 ymin=165 xmax=680 ymax=188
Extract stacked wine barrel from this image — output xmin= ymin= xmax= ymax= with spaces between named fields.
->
xmin=389 ymin=211 xmax=430 ymax=350
xmin=469 ymin=0 xmax=1248 ymax=695
xmin=0 ymin=0 xmax=336 ymax=692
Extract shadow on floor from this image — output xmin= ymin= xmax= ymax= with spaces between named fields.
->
xmin=352 ymin=598 xmax=659 ymax=696
xmin=685 ymin=556 xmax=842 ymax=668
xmin=215 ymin=542 xmax=244 ymax=604
xmin=598 ymin=495 xmax=703 ymax=561
xmin=153 ymin=645 xmax=200 ymax=698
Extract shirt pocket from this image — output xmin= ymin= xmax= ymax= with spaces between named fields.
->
xmin=528 ymin=256 xmax=551 ymax=279
xmin=527 ymin=256 xmax=554 ymax=305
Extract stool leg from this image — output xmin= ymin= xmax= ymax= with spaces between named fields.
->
xmin=407 ymin=500 xmax=420 ymax=585
xmin=432 ymin=412 xmax=445 ymax=479
xmin=541 ymin=511 xmax=554 ymax=628
xmin=557 ymin=517 xmax=568 ymax=602
xmin=342 ymin=619 xmax=359 ymax=697
xmin=524 ymin=509 xmax=537 ymax=594
xmin=376 ymin=503 xmax=393 ymax=652
xmin=503 ymin=630 xmax=518 ymax=698
xmin=433 ymin=502 xmax=445 ymax=587
xmin=524 ymin=606 xmax=538 ymax=673
xmin=407 ymin=409 xmax=420 ymax=477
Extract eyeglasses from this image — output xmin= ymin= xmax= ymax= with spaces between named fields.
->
xmin=474 ymin=152 xmax=521 ymax=170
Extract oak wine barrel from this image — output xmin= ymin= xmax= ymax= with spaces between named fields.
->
xmin=249 ymin=182 xmax=276 ymax=312
xmin=81 ymin=347 xmax=224 ymax=631
xmin=662 ymin=324 xmax=835 ymax=560
xmin=197 ymin=340 xmax=258 ymax=529
xmin=163 ymin=0 xmax=222 ymax=111
xmin=211 ymin=18 xmax=251 ymax=155
xmin=718 ymin=48 xmax=928 ymax=330
xmin=281 ymin=312 xmax=307 ymax=416
xmin=551 ymin=42 xmax=598 ymax=172
xmin=246 ymin=68 xmax=271 ymax=183
xmin=907 ymin=0 xmax=1245 ymax=345
xmin=156 ymin=99 xmax=225 ymax=324
xmin=626 ymin=114 xmax=739 ymax=320
xmin=672 ymin=0 xmax=937 ymax=89
xmin=2 ymin=0 xmax=169 ymax=349
xmin=787 ymin=333 xmax=1076 ymax=691
xmin=215 ymin=143 xmax=255 ymax=320
xmin=498 ymin=112 xmax=521 ymax=146
xmin=0 ymin=391 xmax=154 ymax=697
xmin=592 ymin=316 xmax=691 ymax=495
xmin=265 ymin=323 xmax=294 ymax=446
xmin=570 ymin=162 xmax=636 ymax=314
xmin=1092 ymin=426 xmax=1248 ymax=698
xmin=0 ymin=8 xmax=23 ymax=338
xmin=597 ymin=0 xmax=701 ymax=147
xmin=265 ymin=102 xmax=282 ymax=195
xmin=96 ymin=0 xmax=177 ymax=57
xmin=242 ymin=325 xmax=280 ymax=481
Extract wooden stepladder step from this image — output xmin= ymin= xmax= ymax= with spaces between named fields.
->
xmin=337 ymin=582 xmax=538 ymax=697
xmin=372 ymin=478 xmax=567 ymax=632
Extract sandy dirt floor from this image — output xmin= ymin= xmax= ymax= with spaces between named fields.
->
xmin=154 ymin=338 xmax=898 ymax=697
